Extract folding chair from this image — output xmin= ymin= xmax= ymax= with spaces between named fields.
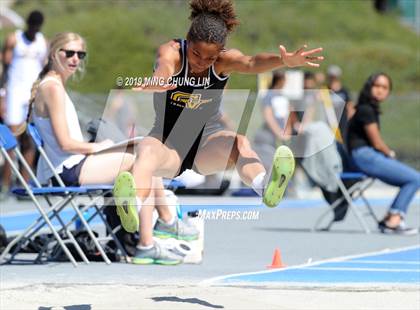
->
xmin=26 ymin=123 xmax=127 ymax=262
xmin=0 ymin=124 xmax=81 ymax=266
xmin=307 ymin=93 xmax=380 ymax=233
xmin=24 ymin=123 xmax=185 ymax=262
xmin=313 ymin=172 xmax=379 ymax=233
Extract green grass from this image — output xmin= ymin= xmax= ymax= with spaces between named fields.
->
xmin=3 ymin=0 xmax=418 ymax=93
xmin=381 ymin=95 xmax=420 ymax=168
xmin=1 ymin=0 xmax=418 ymax=162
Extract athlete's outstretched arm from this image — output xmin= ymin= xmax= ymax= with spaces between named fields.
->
xmin=221 ymin=45 xmax=324 ymax=75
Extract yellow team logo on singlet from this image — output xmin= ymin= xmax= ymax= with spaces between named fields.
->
xmin=170 ymin=91 xmax=213 ymax=110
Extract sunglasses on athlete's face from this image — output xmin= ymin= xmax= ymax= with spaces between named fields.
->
xmin=60 ymin=49 xmax=87 ymax=60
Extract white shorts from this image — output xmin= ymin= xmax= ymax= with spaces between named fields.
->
xmin=5 ymin=85 xmax=31 ymax=126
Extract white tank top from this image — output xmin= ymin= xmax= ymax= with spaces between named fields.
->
xmin=8 ymin=30 xmax=47 ymax=87
xmin=32 ymin=76 xmax=86 ymax=184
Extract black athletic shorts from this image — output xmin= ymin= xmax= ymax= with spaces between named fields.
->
xmin=149 ymin=121 xmax=224 ymax=176
xmin=51 ymin=157 xmax=87 ymax=187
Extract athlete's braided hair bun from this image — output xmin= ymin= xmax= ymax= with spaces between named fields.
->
xmin=188 ymin=0 xmax=239 ymax=44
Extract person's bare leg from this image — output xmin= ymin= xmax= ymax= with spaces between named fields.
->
xmin=3 ymin=125 xmax=20 ymax=190
xmin=1 ymin=125 xmax=30 ymax=194
xmin=73 ymin=144 xmax=183 ymax=250
xmin=233 ymin=134 xmax=266 ymax=185
xmin=1 ymin=153 xmax=12 ymax=195
xmin=195 ymin=131 xmax=265 ymax=186
xmin=79 ymin=149 xmax=170 ymax=246
xmin=79 ymin=149 xmax=136 ymax=185
xmin=138 ymin=187 xmax=156 ymax=247
xmin=138 ymin=177 xmax=174 ymax=246
xmin=153 ymin=177 xmax=173 ymax=223
xmin=384 ymin=213 xmax=402 ymax=227
xmin=131 ymin=137 xmax=181 ymax=202
xmin=21 ymin=148 xmax=35 ymax=181
xmin=19 ymin=133 xmax=36 ymax=182
xmin=196 ymin=131 xmax=294 ymax=207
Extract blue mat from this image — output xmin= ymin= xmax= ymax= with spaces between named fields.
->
xmin=216 ymin=247 xmax=420 ymax=285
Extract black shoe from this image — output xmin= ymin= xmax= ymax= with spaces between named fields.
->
xmin=378 ymin=220 xmax=418 ymax=235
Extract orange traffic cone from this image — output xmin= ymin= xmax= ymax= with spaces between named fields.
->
xmin=267 ymin=248 xmax=286 ymax=269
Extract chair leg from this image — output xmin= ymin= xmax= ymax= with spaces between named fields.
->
xmin=0 ymin=150 xmax=78 ymax=267
xmin=313 ymin=194 xmax=346 ymax=231
xmin=20 ymin=196 xmax=90 ymax=264
xmin=41 ymin=195 xmax=91 ymax=263
xmin=337 ymin=179 xmax=371 ymax=234
xmin=54 ymin=195 xmax=114 ymax=261
xmin=68 ymin=199 xmax=111 ymax=264
xmin=348 ymin=178 xmax=378 ymax=226
xmin=79 ymin=193 xmax=130 ymax=262
xmin=85 ymin=192 xmax=132 ymax=261
xmin=37 ymin=194 xmax=110 ymax=264
xmin=0 ymin=213 xmax=48 ymax=263
xmin=1 ymin=200 xmax=79 ymax=265
xmin=85 ymin=203 xmax=129 ymax=261
xmin=27 ymin=194 xmax=78 ymax=266
xmin=44 ymin=198 xmax=90 ymax=264
xmin=361 ymin=195 xmax=380 ymax=223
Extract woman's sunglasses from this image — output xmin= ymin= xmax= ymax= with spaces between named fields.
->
xmin=60 ymin=49 xmax=87 ymax=60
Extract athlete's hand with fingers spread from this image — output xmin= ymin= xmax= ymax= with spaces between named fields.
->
xmin=279 ymin=44 xmax=324 ymax=68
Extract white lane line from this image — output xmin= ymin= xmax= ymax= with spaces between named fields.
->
xmin=347 ymin=260 xmax=420 ymax=265
xmin=303 ymin=267 xmax=420 ymax=272
xmin=201 ymin=244 xmax=420 ymax=285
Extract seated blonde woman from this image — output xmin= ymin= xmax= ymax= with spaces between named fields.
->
xmin=29 ymin=32 xmax=197 ymax=265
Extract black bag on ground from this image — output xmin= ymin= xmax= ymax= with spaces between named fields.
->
xmin=51 ymin=230 xmax=120 ymax=262
xmin=321 ymin=188 xmax=349 ymax=222
xmin=321 ymin=178 xmax=358 ymax=222
xmin=53 ymin=193 xmax=139 ymax=261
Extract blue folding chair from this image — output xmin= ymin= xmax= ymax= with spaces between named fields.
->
xmin=313 ymin=172 xmax=378 ymax=233
xmin=0 ymin=124 xmax=83 ymax=266
xmin=26 ymin=123 xmax=127 ymax=261
xmin=25 ymin=123 xmax=185 ymax=261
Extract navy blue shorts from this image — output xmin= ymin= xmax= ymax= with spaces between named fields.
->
xmin=51 ymin=157 xmax=87 ymax=187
